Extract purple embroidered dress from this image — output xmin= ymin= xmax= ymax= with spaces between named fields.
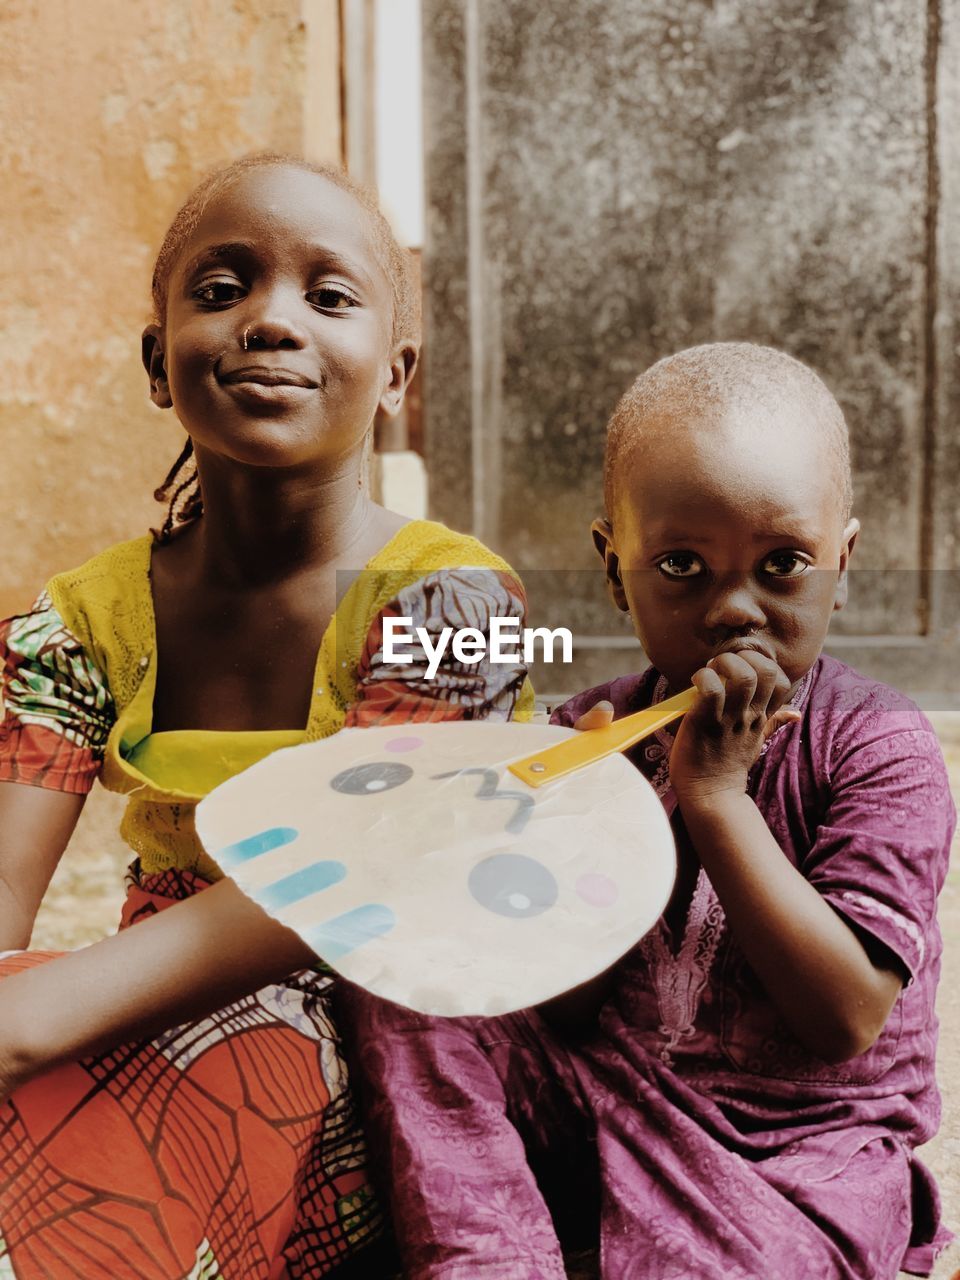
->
xmin=341 ymin=657 xmax=955 ymax=1280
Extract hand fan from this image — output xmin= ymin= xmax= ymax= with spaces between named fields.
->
xmin=196 ymin=698 xmax=691 ymax=1017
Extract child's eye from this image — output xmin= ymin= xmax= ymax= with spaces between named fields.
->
xmin=762 ymin=551 xmax=809 ymax=578
xmin=193 ymin=279 xmax=245 ymax=306
xmin=657 ymin=553 xmax=704 ymax=579
xmin=308 ymin=285 xmax=357 ymax=311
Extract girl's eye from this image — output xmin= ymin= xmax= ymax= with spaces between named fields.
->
xmin=193 ymin=279 xmax=244 ymax=305
xmin=762 ymin=551 xmax=809 ymax=578
xmin=308 ymin=286 xmax=357 ymax=311
xmin=657 ymin=552 xmax=704 ymax=579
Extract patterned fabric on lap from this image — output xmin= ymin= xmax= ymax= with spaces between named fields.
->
xmin=0 ymin=869 xmax=385 ymax=1280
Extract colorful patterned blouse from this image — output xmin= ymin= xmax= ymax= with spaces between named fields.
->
xmin=0 ymin=519 xmax=535 ymax=879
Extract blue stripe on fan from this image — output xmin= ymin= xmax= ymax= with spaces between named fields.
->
xmin=257 ymin=861 xmax=347 ymax=911
xmin=214 ymin=826 xmax=299 ymax=868
xmin=303 ymin=904 xmax=396 ymax=961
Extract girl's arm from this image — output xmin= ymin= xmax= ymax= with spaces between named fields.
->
xmin=671 ymin=652 xmax=903 ymax=1063
xmin=0 ymin=782 xmax=86 ymax=950
xmin=0 ymin=874 xmax=315 ymax=1097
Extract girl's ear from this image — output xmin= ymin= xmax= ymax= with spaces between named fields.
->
xmin=591 ymin=517 xmax=630 ymax=613
xmin=142 ymin=325 xmax=173 ymax=409
xmin=833 ymin=517 xmax=860 ymax=612
xmin=379 ymin=342 xmax=420 ymax=417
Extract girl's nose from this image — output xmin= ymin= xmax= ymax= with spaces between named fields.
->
xmin=241 ymin=288 xmax=309 ymax=350
xmin=703 ymin=580 xmax=767 ymax=632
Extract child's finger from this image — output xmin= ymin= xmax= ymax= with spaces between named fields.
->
xmin=762 ymin=706 xmax=802 ymax=740
xmin=704 ymin=652 xmax=757 ymax=723
xmin=572 ymin=699 xmax=615 ymax=732
xmin=740 ymin=653 xmax=789 ymax=724
xmin=691 ymin=665 xmax=726 ymax=722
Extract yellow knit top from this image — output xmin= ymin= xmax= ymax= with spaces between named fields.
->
xmin=36 ymin=519 xmax=533 ymax=882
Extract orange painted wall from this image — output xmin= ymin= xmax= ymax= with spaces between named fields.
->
xmin=0 ymin=0 xmax=342 ymax=616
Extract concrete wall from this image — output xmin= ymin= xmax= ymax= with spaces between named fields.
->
xmin=0 ymin=0 xmax=341 ymax=616
xmin=423 ymin=0 xmax=960 ymax=700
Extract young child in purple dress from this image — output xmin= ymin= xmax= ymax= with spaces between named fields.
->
xmin=341 ymin=342 xmax=956 ymax=1279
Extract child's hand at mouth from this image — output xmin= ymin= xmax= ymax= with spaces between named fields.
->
xmin=669 ymin=650 xmax=802 ymax=806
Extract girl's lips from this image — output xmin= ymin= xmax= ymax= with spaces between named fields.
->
xmin=219 ymin=365 xmax=318 ymax=388
xmin=219 ymin=378 xmax=316 ymax=410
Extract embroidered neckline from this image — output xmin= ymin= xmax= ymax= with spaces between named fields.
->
xmin=640 ymin=872 xmax=726 ymax=1066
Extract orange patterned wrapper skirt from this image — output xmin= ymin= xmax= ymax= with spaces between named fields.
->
xmin=0 ymin=867 xmax=390 ymax=1279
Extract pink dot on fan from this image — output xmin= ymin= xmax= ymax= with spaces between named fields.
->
xmin=576 ymin=873 xmax=619 ymax=908
xmin=385 ymin=736 xmax=425 ymax=753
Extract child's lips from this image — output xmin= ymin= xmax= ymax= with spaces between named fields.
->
xmin=218 ymin=364 xmax=319 ymax=407
xmin=220 ymin=364 xmax=318 ymax=389
xmin=711 ymin=638 xmax=776 ymax=661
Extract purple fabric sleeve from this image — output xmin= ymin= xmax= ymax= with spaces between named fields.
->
xmin=802 ymin=720 xmax=954 ymax=984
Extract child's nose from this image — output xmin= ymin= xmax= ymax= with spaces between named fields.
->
xmin=703 ymin=580 xmax=767 ymax=631
xmin=241 ymin=287 xmax=309 ymax=350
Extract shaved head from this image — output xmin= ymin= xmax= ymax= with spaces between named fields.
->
xmin=604 ymin=343 xmax=853 ymax=524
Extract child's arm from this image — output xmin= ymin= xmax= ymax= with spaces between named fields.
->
xmin=671 ymin=651 xmax=903 ymax=1063
xmin=0 ymin=783 xmax=85 ymax=949
xmin=0 ymin=873 xmax=316 ymax=1099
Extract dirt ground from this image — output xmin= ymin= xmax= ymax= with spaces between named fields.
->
xmin=30 ymin=718 xmax=960 ymax=1280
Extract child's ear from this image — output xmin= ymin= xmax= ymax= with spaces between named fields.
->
xmin=833 ymin=517 xmax=860 ymax=612
xmin=379 ymin=341 xmax=419 ymax=417
xmin=591 ymin=517 xmax=630 ymax=613
xmin=142 ymin=325 xmax=172 ymax=409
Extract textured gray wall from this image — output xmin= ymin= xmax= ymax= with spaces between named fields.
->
xmin=422 ymin=0 xmax=960 ymax=699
